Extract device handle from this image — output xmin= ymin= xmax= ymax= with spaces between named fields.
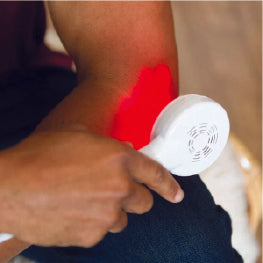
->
xmin=0 ymin=233 xmax=13 ymax=243
xmin=139 ymin=136 xmax=165 ymax=164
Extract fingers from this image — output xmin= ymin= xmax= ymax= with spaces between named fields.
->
xmin=128 ymin=151 xmax=184 ymax=203
xmin=61 ymin=223 xmax=108 ymax=248
xmin=108 ymin=210 xmax=128 ymax=233
xmin=108 ymin=183 xmax=153 ymax=233
xmin=121 ymin=181 xmax=153 ymax=214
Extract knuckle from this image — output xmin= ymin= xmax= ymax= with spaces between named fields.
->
xmin=122 ymin=217 xmax=128 ymax=230
xmin=113 ymin=176 xmax=134 ymax=199
xmin=109 ymin=153 xmax=134 ymax=198
xmin=144 ymin=195 xmax=154 ymax=212
xmin=82 ymin=231 xmax=106 ymax=248
xmin=91 ymin=231 xmax=106 ymax=246
xmin=152 ymin=163 xmax=166 ymax=186
xmin=138 ymin=194 xmax=154 ymax=214
xmin=109 ymin=213 xmax=128 ymax=233
xmin=118 ymin=219 xmax=128 ymax=232
xmin=76 ymin=224 xmax=107 ymax=248
xmin=112 ymin=149 xmax=131 ymax=166
xmin=119 ymin=179 xmax=134 ymax=198
xmin=107 ymin=211 xmax=121 ymax=227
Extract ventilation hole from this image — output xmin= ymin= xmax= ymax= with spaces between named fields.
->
xmin=214 ymin=133 xmax=218 ymax=144
xmin=203 ymin=147 xmax=213 ymax=158
xmin=188 ymin=123 xmax=218 ymax=162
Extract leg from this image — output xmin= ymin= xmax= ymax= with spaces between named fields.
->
xmin=23 ymin=175 xmax=243 ymax=263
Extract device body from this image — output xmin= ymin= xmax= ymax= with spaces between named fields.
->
xmin=139 ymin=94 xmax=230 ymax=176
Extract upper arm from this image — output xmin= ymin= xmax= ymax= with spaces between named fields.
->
xmin=47 ymin=1 xmax=178 ymax=84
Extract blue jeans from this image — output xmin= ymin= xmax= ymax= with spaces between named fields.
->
xmin=0 ymin=68 xmax=243 ymax=263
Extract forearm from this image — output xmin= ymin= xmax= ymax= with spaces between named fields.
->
xmin=0 ymin=238 xmax=29 ymax=263
xmin=39 ymin=2 xmax=178 ymax=148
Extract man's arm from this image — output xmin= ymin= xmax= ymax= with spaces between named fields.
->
xmin=39 ymin=1 xmax=178 ymax=136
xmin=0 ymin=2 xmax=182 ymax=259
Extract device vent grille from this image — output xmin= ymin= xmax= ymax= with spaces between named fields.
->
xmin=188 ymin=123 xmax=218 ymax=162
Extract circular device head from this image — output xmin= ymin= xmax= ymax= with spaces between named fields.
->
xmin=140 ymin=94 xmax=230 ymax=176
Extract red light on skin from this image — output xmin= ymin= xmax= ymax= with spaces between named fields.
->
xmin=111 ymin=64 xmax=178 ymax=150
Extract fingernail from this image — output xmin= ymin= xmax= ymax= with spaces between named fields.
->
xmin=174 ymin=188 xmax=184 ymax=203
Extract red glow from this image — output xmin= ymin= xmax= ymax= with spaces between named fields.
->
xmin=110 ymin=64 xmax=178 ymax=150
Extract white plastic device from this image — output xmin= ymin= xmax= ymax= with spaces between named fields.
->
xmin=139 ymin=94 xmax=230 ymax=176
xmin=0 ymin=233 xmax=13 ymax=243
xmin=0 ymin=94 xmax=229 ymax=243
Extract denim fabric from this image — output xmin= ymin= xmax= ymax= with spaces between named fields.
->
xmin=0 ymin=67 xmax=243 ymax=263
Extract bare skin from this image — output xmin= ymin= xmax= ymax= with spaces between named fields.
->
xmin=0 ymin=129 xmax=183 ymax=243
xmin=0 ymin=1 xmax=181 ymax=261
